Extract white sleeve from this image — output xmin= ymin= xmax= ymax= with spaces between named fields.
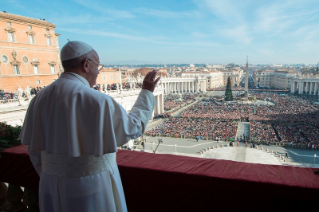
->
xmin=27 ymin=145 xmax=42 ymax=176
xmin=112 ymin=89 xmax=156 ymax=147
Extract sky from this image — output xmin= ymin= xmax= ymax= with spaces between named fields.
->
xmin=2 ymin=0 xmax=319 ymax=65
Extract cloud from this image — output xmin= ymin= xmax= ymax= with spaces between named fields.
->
xmin=135 ymin=8 xmax=202 ymax=19
xmin=199 ymin=0 xmax=244 ymax=22
xmin=191 ymin=32 xmax=209 ymax=38
xmin=72 ymin=0 xmax=135 ymax=18
xmin=58 ymin=28 xmax=222 ymax=49
xmin=221 ymin=25 xmax=253 ymax=44
xmin=254 ymin=1 xmax=319 ymax=33
xmin=51 ymin=14 xmax=113 ymax=25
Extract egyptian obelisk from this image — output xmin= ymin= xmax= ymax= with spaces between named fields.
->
xmin=244 ymin=56 xmax=249 ymax=98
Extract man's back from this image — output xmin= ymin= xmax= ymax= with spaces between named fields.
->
xmin=20 ymin=73 xmax=146 ymax=158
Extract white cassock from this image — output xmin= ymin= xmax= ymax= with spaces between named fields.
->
xmin=19 ymin=72 xmax=156 ymax=212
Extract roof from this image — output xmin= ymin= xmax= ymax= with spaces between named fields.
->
xmin=0 ymin=12 xmax=56 ymax=28
xmin=100 ymin=68 xmax=119 ymax=72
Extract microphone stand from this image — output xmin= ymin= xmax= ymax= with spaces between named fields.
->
xmin=153 ymin=139 xmax=163 ymax=153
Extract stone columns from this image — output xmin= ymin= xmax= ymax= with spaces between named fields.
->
xmin=161 ymin=94 xmax=164 ymax=113
xmin=314 ymin=82 xmax=318 ymax=95
xmin=305 ymin=82 xmax=309 ymax=94
xmin=203 ymin=80 xmax=206 ymax=92
xmin=195 ymin=81 xmax=199 ymax=93
xmin=291 ymin=82 xmax=295 ymax=93
xmin=310 ymin=82 xmax=313 ymax=95
xmin=181 ymin=82 xmax=183 ymax=93
xmin=192 ymin=82 xmax=194 ymax=93
xmin=157 ymin=95 xmax=160 ymax=114
xmin=299 ymin=82 xmax=303 ymax=94
xmin=188 ymin=81 xmax=190 ymax=93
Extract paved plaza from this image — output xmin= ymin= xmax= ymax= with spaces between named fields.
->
xmin=141 ymin=136 xmax=319 ymax=168
xmin=202 ymin=147 xmax=283 ymax=165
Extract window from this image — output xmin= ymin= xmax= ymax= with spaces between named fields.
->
xmin=46 ymin=28 xmax=49 ymax=32
xmin=110 ymin=75 xmax=113 ymax=80
xmin=7 ymin=22 xmax=11 ymax=26
xmin=50 ymin=65 xmax=55 ymax=73
xmin=1 ymin=55 xmax=8 ymax=63
xmin=33 ymin=65 xmax=39 ymax=74
xmin=28 ymin=25 xmax=32 ymax=29
xmin=116 ymin=74 xmax=119 ymax=79
xmin=103 ymin=75 xmax=106 ymax=80
xmin=46 ymin=37 xmax=52 ymax=45
xmin=8 ymin=32 xmax=14 ymax=42
xmin=36 ymin=80 xmax=40 ymax=84
xmin=29 ymin=35 xmax=34 ymax=44
xmin=13 ymin=65 xmax=19 ymax=74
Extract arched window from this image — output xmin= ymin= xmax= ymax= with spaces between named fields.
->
xmin=26 ymin=29 xmax=36 ymax=44
xmin=33 ymin=65 xmax=39 ymax=74
xmin=48 ymin=61 xmax=56 ymax=73
xmin=5 ymin=26 xmax=16 ymax=42
xmin=31 ymin=61 xmax=40 ymax=74
xmin=10 ymin=60 xmax=21 ymax=75
xmin=13 ymin=65 xmax=19 ymax=74
xmin=47 ymin=37 xmax=52 ymax=45
xmin=29 ymin=34 xmax=35 ymax=44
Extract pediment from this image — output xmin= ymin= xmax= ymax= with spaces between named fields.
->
xmin=48 ymin=61 xmax=56 ymax=65
xmin=31 ymin=61 xmax=40 ymax=66
xmin=26 ymin=30 xmax=35 ymax=35
xmin=4 ymin=27 xmax=15 ymax=32
xmin=10 ymin=60 xmax=21 ymax=66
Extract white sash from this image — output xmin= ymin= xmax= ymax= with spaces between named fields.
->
xmin=41 ymin=151 xmax=115 ymax=178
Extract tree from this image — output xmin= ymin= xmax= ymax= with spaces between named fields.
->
xmin=225 ymin=76 xmax=233 ymax=101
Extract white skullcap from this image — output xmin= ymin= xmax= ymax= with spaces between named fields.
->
xmin=60 ymin=41 xmax=93 ymax=61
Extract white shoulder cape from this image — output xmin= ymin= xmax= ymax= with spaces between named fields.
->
xmin=19 ymin=73 xmax=155 ymax=157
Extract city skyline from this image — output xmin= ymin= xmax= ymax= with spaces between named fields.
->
xmin=2 ymin=0 xmax=319 ymax=64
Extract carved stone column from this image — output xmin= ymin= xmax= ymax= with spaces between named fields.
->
xmin=309 ymin=82 xmax=313 ymax=94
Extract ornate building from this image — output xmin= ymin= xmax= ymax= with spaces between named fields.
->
xmin=0 ymin=12 xmax=61 ymax=92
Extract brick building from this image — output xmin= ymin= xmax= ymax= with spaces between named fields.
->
xmin=0 ymin=12 xmax=61 ymax=92
xmin=96 ymin=68 xmax=121 ymax=85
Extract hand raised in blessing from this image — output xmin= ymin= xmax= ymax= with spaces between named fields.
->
xmin=142 ymin=70 xmax=161 ymax=93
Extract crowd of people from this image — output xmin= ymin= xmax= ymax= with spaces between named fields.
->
xmin=164 ymin=94 xmax=197 ymax=111
xmin=0 ymin=86 xmax=45 ymax=100
xmin=273 ymin=123 xmax=319 ymax=145
xmin=93 ymin=83 xmax=143 ymax=91
xmin=145 ymin=118 xmax=238 ymax=141
xmin=150 ymin=91 xmax=319 ymax=147
xmin=179 ymin=92 xmax=319 ymax=123
xmin=207 ymin=86 xmax=244 ymax=91
xmin=250 ymin=121 xmax=278 ymax=143
xmin=0 ymin=90 xmax=15 ymax=100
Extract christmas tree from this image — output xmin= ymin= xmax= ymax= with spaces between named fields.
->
xmin=225 ymin=76 xmax=233 ymax=101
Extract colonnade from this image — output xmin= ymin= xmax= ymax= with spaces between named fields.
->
xmin=162 ymin=80 xmax=206 ymax=94
xmin=291 ymin=81 xmax=319 ymax=95
xmin=154 ymin=94 xmax=164 ymax=114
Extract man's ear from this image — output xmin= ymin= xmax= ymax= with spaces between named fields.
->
xmin=83 ymin=59 xmax=89 ymax=73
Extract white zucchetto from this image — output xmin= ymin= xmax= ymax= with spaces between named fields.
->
xmin=60 ymin=41 xmax=93 ymax=61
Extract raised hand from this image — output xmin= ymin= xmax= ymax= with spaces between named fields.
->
xmin=142 ymin=70 xmax=161 ymax=93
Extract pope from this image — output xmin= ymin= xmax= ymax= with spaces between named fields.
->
xmin=19 ymin=41 xmax=160 ymax=212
